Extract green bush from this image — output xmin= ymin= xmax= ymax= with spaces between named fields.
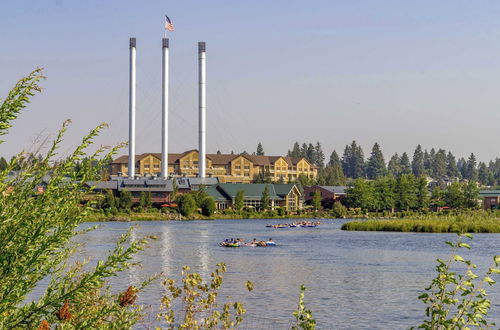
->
xmin=0 ymin=69 xmax=151 ymax=329
xmin=177 ymin=194 xmax=197 ymax=217
xmin=200 ymin=196 xmax=216 ymax=216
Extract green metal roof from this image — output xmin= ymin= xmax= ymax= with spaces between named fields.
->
xmin=205 ymin=186 xmax=230 ymax=201
xmin=273 ymin=183 xmax=298 ymax=197
xmin=479 ymin=190 xmax=500 ymax=197
xmin=218 ymin=183 xmax=281 ymax=199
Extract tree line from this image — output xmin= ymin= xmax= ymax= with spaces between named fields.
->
xmin=264 ymin=141 xmax=500 ymax=187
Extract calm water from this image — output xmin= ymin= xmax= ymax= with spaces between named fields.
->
xmin=65 ymin=219 xmax=499 ymax=329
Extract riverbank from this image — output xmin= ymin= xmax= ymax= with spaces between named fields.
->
xmin=341 ymin=214 xmax=500 ymax=233
xmin=83 ymin=211 xmax=334 ymax=222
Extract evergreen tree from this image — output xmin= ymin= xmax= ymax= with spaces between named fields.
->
xmin=341 ymin=144 xmax=353 ymax=178
xmin=260 ymin=185 xmax=270 ymax=210
xmin=400 ymin=152 xmax=412 ymax=175
xmin=289 ymin=142 xmax=301 ymax=158
xmin=300 ymin=143 xmax=308 ymax=158
xmin=433 ymin=149 xmax=447 ymax=181
xmin=423 ymin=149 xmax=431 ymax=176
xmin=478 ymin=162 xmax=489 ymax=185
xmin=306 ymin=143 xmax=316 ymax=164
xmin=314 ymin=142 xmax=325 ymax=168
xmin=216 ymin=150 xmax=221 ymax=155
xmin=312 ymin=190 xmax=322 ymax=210
xmin=457 ymin=157 xmax=467 ymax=178
xmin=464 ymin=153 xmax=478 ymax=182
xmin=352 ymin=141 xmax=366 ymax=179
xmin=427 ymin=148 xmax=437 ymax=177
xmin=256 ymin=142 xmax=264 ymax=156
xmin=316 ymin=164 xmax=346 ymax=186
xmin=0 ymin=156 xmax=8 ymax=171
xmin=366 ymin=142 xmax=387 ymax=180
xmin=411 ymin=145 xmax=425 ymax=177
xmin=446 ymin=152 xmax=460 ymax=179
xmin=101 ymin=189 xmax=116 ymax=209
xmin=387 ymin=153 xmax=401 ymax=177
xmin=235 ymin=190 xmax=244 ymax=211
xmin=329 ymin=150 xmax=341 ymax=167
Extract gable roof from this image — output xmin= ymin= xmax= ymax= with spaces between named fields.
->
xmin=273 ymin=183 xmax=300 ymax=197
xmin=319 ymin=186 xmax=347 ymax=194
xmin=217 ymin=183 xmax=281 ymax=199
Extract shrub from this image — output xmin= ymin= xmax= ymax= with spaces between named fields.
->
xmin=156 ymin=263 xmax=253 ymax=328
xmin=200 ymin=196 xmax=216 ymax=216
xmin=413 ymin=234 xmax=499 ymax=329
xmin=177 ymin=194 xmax=197 ymax=217
xmin=0 ymin=69 xmax=152 ymax=329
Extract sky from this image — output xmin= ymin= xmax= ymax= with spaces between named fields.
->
xmin=1 ymin=0 xmax=500 ymax=162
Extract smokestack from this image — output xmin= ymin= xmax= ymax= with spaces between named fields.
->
xmin=128 ymin=37 xmax=136 ymax=178
xmin=161 ymin=38 xmax=169 ymax=179
xmin=198 ymin=42 xmax=206 ymax=178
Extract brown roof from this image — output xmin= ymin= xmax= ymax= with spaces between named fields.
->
xmin=111 ymin=151 xmax=317 ymax=168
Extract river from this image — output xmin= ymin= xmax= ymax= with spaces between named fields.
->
xmin=68 ymin=219 xmax=499 ymax=329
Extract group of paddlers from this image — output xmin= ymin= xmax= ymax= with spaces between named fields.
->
xmin=266 ymin=221 xmax=321 ymax=229
xmin=219 ymin=238 xmax=276 ymax=247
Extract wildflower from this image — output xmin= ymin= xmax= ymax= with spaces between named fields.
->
xmin=56 ymin=300 xmax=72 ymax=321
xmin=37 ymin=320 xmax=50 ymax=330
xmin=119 ymin=286 xmax=137 ymax=307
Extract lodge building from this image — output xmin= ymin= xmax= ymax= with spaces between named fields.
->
xmin=109 ymin=150 xmax=318 ymax=183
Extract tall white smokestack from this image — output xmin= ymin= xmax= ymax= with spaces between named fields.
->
xmin=198 ymin=42 xmax=206 ymax=178
xmin=128 ymin=37 xmax=136 ymax=178
xmin=161 ymin=38 xmax=169 ymax=179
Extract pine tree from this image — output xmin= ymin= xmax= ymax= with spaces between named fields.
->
xmin=341 ymin=144 xmax=353 ymax=178
xmin=300 ymin=143 xmax=308 ymax=158
xmin=464 ymin=153 xmax=478 ymax=182
xmin=387 ymin=153 xmax=401 ymax=177
xmin=415 ymin=176 xmax=430 ymax=210
xmin=306 ymin=143 xmax=316 ymax=164
xmin=256 ymin=142 xmax=264 ymax=156
xmin=289 ymin=142 xmax=301 ymax=158
xmin=478 ymin=162 xmax=489 ymax=185
xmin=400 ymin=152 xmax=412 ymax=175
xmin=446 ymin=152 xmax=460 ymax=179
xmin=411 ymin=145 xmax=425 ymax=177
xmin=329 ymin=150 xmax=341 ymax=167
xmin=433 ymin=149 xmax=447 ymax=181
xmin=314 ymin=142 xmax=325 ymax=168
xmin=366 ymin=142 xmax=387 ymax=180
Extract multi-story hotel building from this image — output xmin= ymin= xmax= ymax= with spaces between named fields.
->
xmin=109 ymin=150 xmax=318 ymax=183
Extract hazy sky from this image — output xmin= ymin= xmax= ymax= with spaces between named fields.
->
xmin=1 ymin=0 xmax=500 ymax=162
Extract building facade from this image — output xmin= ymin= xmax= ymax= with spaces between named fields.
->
xmin=109 ymin=150 xmax=318 ymax=183
xmin=479 ymin=190 xmax=500 ymax=210
xmin=303 ymin=185 xmax=347 ymax=208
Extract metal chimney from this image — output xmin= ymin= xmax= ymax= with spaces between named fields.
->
xmin=128 ymin=37 xmax=136 ymax=178
xmin=198 ymin=42 xmax=206 ymax=178
xmin=161 ymin=38 xmax=169 ymax=179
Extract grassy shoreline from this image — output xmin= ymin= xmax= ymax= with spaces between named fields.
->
xmin=341 ymin=215 xmax=500 ymax=233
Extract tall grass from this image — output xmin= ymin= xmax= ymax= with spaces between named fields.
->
xmin=341 ymin=214 xmax=500 ymax=233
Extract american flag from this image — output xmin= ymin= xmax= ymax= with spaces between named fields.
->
xmin=165 ymin=15 xmax=174 ymax=31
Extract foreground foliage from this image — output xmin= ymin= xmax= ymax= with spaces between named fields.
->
xmin=292 ymin=285 xmax=316 ymax=330
xmin=413 ymin=234 xmax=499 ymax=329
xmin=156 ymin=263 xmax=253 ymax=329
xmin=0 ymin=69 xmax=152 ymax=329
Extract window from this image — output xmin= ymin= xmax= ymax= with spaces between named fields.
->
xmin=144 ymin=164 xmax=150 ymax=169
xmin=235 ymin=165 xmax=241 ymax=169
xmin=154 ymin=164 xmax=160 ymax=169
xmin=244 ymin=165 xmax=250 ymax=170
